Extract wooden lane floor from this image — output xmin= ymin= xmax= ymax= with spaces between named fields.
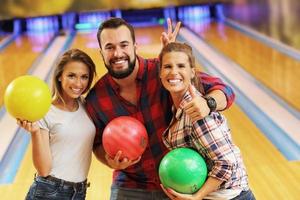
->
xmin=188 ymin=20 xmax=300 ymax=112
xmin=224 ymin=105 xmax=300 ymax=199
xmin=0 ymin=32 xmax=55 ymax=107
xmin=1 ymin=25 xmax=299 ymax=199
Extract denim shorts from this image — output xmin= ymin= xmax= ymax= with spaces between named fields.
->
xmin=25 ymin=175 xmax=89 ymax=200
xmin=231 ymin=189 xmax=256 ymax=200
xmin=110 ymin=186 xmax=255 ymax=200
xmin=110 ymin=186 xmax=169 ymax=200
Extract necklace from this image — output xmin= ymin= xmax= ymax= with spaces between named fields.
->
xmin=53 ymin=99 xmax=79 ymax=112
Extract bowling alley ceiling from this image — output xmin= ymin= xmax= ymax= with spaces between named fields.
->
xmin=0 ymin=0 xmax=230 ymax=19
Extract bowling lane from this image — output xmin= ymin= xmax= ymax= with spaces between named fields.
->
xmin=224 ymin=105 xmax=300 ymax=199
xmin=186 ymin=20 xmax=300 ymax=111
xmin=0 ymin=32 xmax=55 ymax=107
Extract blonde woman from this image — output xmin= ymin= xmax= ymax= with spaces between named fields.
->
xmin=18 ymin=49 xmax=96 ymax=200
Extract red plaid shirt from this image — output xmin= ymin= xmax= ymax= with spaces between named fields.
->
xmin=85 ymin=56 xmax=235 ymax=190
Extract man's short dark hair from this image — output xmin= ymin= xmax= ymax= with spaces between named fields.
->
xmin=97 ymin=17 xmax=136 ymax=49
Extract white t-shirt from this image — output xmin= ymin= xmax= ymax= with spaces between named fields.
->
xmin=38 ymin=101 xmax=96 ymax=182
xmin=204 ymin=188 xmax=243 ymax=200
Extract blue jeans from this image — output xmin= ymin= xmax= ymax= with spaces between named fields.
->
xmin=25 ymin=175 xmax=89 ymax=200
xmin=231 ymin=189 xmax=256 ymax=200
xmin=110 ymin=186 xmax=169 ymax=200
xmin=110 ymin=186 xmax=255 ymax=200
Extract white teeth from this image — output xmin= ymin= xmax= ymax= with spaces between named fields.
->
xmin=168 ymin=79 xmax=181 ymax=84
xmin=114 ymin=60 xmax=126 ymax=64
xmin=72 ymin=89 xmax=81 ymax=93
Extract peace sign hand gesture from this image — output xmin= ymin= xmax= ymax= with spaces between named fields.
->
xmin=160 ymin=18 xmax=181 ymax=48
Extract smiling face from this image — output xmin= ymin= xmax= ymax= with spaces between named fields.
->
xmin=160 ymin=51 xmax=195 ymax=98
xmin=100 ymin=25 xmax=137 ymax=79
xmin=59 ymin=61 xmax=90 ymax=101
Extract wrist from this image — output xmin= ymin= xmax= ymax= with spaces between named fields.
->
xmin=30 ymin=129 xmax=40 ymax=136
xmin=204 ymin=96 xmax=217 ymax=113
xmin=194 ymin=189 xmax=206 ymax=200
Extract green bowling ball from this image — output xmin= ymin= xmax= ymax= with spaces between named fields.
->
xmin=159 ymin=148 xmax=208 ymax=194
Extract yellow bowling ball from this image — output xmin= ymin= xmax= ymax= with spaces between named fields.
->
xmin=4 ymin=75 xmax=51 ymax=122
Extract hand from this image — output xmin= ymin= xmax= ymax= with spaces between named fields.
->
xmin=160 ymin=184 xmax=199 ymax=200
xmin=160 ymin=18 xmax=181 ymax=47
xmin=17 ymin=119 xmax=40 ymax=134
xmin=105 ymin=151 xmax=141 ymax=170
xmin=183 ymin=85 xmax=210 ymax=123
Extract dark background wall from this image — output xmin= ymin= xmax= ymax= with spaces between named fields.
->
xmin=0 ymin=0 xmax=228 ymax=19
xmin=1 ymin=0 xmax=299 ymax=50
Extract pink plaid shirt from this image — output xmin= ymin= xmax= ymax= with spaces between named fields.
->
xmin=162 ymin=87 xmax=249 ymax=191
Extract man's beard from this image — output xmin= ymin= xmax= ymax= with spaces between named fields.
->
xmin=105 ymin=55 xmax=136 ymax=79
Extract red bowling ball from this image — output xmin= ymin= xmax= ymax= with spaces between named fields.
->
xmin=103 ymin=116 xmax=148 ymax=160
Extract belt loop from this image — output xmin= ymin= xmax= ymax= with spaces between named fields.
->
xmin=60 ymin=179 xmax=64 ymax=189
xmin=73 ymin=184 xmax=77 ymax=192
xmin=78 ymin=182 xmax=84 ymax=191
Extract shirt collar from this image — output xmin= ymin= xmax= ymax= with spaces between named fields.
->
xmin=136 ymin=56 xmax=145 ymax=81
xmin=174 ymin=89 xmax=191 ymax=120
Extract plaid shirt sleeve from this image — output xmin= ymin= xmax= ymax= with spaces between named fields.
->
xmin=192 ymin=113 xmax=237 ymax=182
xmin=198 ymin=72 xmax=235 ymax=109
